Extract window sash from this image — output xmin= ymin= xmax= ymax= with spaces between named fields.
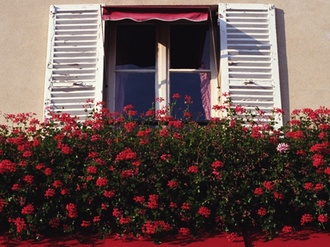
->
xmin=106 ymin=22 xmax=218 ymax=119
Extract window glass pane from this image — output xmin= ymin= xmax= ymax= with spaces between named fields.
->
xmin=170 ymin=25 xmax=210 ymax=69
xmin=116 ymin=25 xmax=155 ymax=68
xmin=170 ymin=72 xmax=211 ymax=121
xmin=115 ymin=72 xmax=155 ymax=115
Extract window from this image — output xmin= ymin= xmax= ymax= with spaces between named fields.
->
xmin=105 ymin=22 xmax=216 ymax=120
xmin=44 ymin=3 xmax=282 ymax=126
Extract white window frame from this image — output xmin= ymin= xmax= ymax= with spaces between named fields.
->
xmin=105 ymin=22 xmax=219 ymax=117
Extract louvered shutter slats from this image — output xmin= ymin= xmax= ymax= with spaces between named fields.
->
xmin=219 ymin=3 xmax=282 ymax=128
xmin=44 ymin=5 xmax=103 ymax=121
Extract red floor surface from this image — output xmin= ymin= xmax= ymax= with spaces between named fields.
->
xmin=1 ymin=231 xmax=329 ymax=246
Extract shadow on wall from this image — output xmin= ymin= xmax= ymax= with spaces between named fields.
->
xmin=276 ymin=8 xmax=290 ymax=124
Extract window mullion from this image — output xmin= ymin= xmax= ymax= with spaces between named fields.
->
xmin=156 ymin=24 xmax=169 ymax=113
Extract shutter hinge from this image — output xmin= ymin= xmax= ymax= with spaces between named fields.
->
xmin=50 ymin=6 xmax=57 ymax=17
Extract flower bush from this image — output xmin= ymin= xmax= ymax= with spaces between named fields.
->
xmin=0 ymin=95 xmax=329 ymax=242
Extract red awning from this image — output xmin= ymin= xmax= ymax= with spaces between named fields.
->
xmin=102 ymin=7 xmax=209 ymax=22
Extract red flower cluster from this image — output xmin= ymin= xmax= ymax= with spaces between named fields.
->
xmin=137 ymin=128 xmax=152 ymax=137
xmin=318 ymin=214 xmax=328 ymax=223
xmin=112 ymin=208 xmax=121 ymax=217
xmin=96 ymin=177 xmax=108 ymax=187
xmin=120 ymin=169 xmax=134 ymax=178
xmin=282 ymin=225 xmax=293 ymax=233
xmin=87 ymin=165 xmax=97 ymax=174
xmin=179 ymin=227 xmax=190 ymax=236
xmin=317 ymin=200 xmax=326 ymax=207
xmin=44 ymin=167 xmax=52 ymax=176
xmin=181 ymin=202 xmax=190 ymax=210
xmin=23 ymin=175 xmax=34 ymax=184
xmin=254 ymin=187 xmax=263 ymax=195
xmin=172 ymin=93 xmax=181 ymax=99
xmin=61 ymin=144 xmax=73 ymax=154
xmin=133 ymin=195 xmax=145 ymax=204
xmin=187 ymin=165 xmax=198 ymax=173
xmin=115 ymin=148 xmax=137 ymax=161
xmin=263 ymin=181 xmax=274 ymax=191
xmin=312 ymin=154 xmax=325 ymax=168
xmin=119 ymin=216 xmax=131 ymax=225
xmin=198 ymin=206 xmax=211 ymax=218
xmin=300 ymin=214 xmax=313 ymax=225
xmin=211 ymin=160 xmax=224 ymax=169
xmin=66 ymin=203 xmax=77 ymax=218
xmin=160 ymin=153 xmax=171 ymax=161
xmin=147 ymin=194 xmax=158 ymax=209
xmin=11 ymin=183 xmax=20 ymax=191
xmin=142 ymin=220 xmax=171 ymax=235
xmin=167 ymin=180 xmax=178 ymax=189
xmin=0 ymin=159 xmax=16 ymax=174
xmin=303 ymin=182 xmax=324 ymax=191
xmin=81 ymin=220 xmax=91 ymax=227
xmin=9 ymin=217 xmax=27 ymax=233
xmin=45 ymin=188 xmax=55 ymax=198
xmin=103 ymin=190 xmax=115 ymax=198
xmin=0 ymin=198 xmax=7 ymax=212
xmin=273 ymin=191 xmax=284 ymax=200
xmin=168 ymin=120 xmax=183 ymax=129
xmin=257 ymin=207 xmax=267 ymax=216
xmin=21 ymin=204 xmax=34 ymax=215
xmin=52 ymin=180 xmax=62 ymax=188
xmin=159 ymin=128 xmax=169 ymax=137
xmin=49 ymin=218 xmax=60 ymax=228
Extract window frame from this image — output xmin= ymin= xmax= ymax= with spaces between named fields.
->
xmin=105 ymin=21 xmax=219 ymax=119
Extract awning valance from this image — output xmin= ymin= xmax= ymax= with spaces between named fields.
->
xmin=102 ymin=7 xmax=209 ymax=22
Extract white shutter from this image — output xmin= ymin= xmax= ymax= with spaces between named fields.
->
xmin=219 ymin=3 xmax=282 ymax=128
xmin=44 ymin=5 xmax=104 ymax=121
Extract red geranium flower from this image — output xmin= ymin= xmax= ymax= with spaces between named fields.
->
xmin=172 ymin=93 xmax=181 ymax=99
xmin=87 ymin=165 xmax=97 ymax=174
xmin=179 ymin=227 xmax=190 ymax=236
xmin=181 ymin=202 xmax=190 ymax=210
xmin=112 ymin=208 xmax=121 ymax=217
xmin=133 ymin=196 xmax=145 ymax=204
xmin=300 ymin=214 xmax=313 ymax=225
xmin=187 ymin=165 xmax=198 ymax=173
xmin=103 ymin=190 xmax=115 ymax=198
xmin=282 ymin=225 xmax=293 ymax=233
xmin=254 ymin=187 xmax=263 ymax=195
xmin=44 ymin=168 xmax=52 ymax=176
xmin=49 ymin=218 xmax=60 ymax=228
xmin=45 ymin=188 xmax=55 ymax=198
xmin=116 ymin=148 xmax=137 ymax=161
xmin=11 ymin=183 xmax=20 ymax=191
xmin=198 ymin=206 xmax=211 ymax=218
xmin=318 ymin=214 xmax=328 ymax=223
xmin=81 ymin=220 xmax=91 ymax=227
xmin=167 ymin=180 xmax=178 ymax=189
xmin=263 ymin=181 xmax=274 ymax=191
xmin=257 ymin=207 xmax=267 ymax=216
xmin=211 ymin=160 xmax=224 ymax=169
xmin=23 ymin=175 xmax=34 ymax=184
xmin=96 ymin=177 xmax=108 ymax=187
xmin=66 ymin=203 xmax=77 ymax=218
xmin=21 ymin=204 xmax=34 ymax=215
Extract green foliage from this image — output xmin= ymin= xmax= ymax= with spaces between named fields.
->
xmin=0 ymin=98 xmax=329 ymax=241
